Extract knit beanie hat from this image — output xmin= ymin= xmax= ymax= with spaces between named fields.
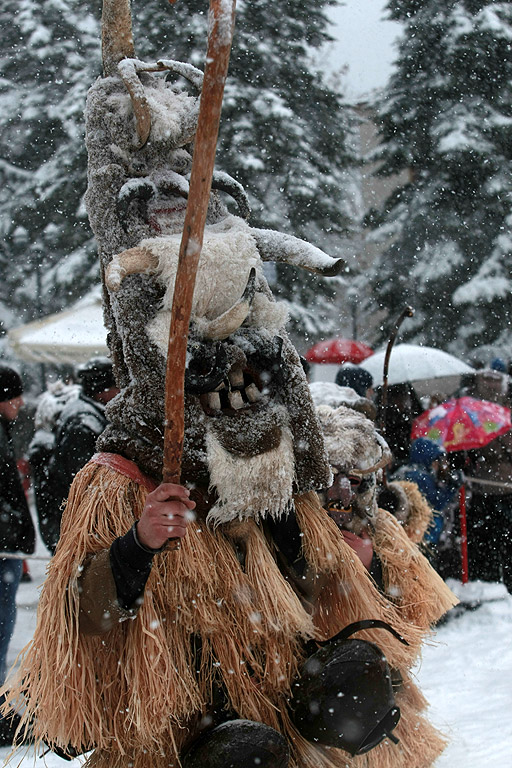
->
xmin=490 ymin=357 xmax=507 ymax=373
xmin=0 ymin=364 xmax=23 ymax=402
xmin=335 ymin=364 xmax=373 ymax=397
xmin=76 ymin=357 xmax=116 ymax=398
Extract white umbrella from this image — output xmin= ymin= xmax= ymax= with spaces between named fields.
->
xmin=359 ymin=343 xmax=475 ymax=396
xmin=7 ymin=287 xmax=108 ymax=365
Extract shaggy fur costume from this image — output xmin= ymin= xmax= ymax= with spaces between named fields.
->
xmin=5 ymin=459 xmax=455 ymax=768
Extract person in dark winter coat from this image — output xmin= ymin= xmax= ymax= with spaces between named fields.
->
xmin=375 ymin=384 xmax=424 ymax=471
xmin=462 ymin=368 xmax=512 ymax=591
xmin=0 ymin=364 xmax=35 ymax=746
xmin=28 ymin=380 xmax=79 ymax=554
xmin=35 ymin=358 xmax=119 ymax=553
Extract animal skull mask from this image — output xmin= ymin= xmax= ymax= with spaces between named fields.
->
xmin=86 ymin=0 xmax=342 ymax=523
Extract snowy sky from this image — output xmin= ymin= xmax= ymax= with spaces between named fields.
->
xmin=325 ymin=0 xmax=403 ymax=100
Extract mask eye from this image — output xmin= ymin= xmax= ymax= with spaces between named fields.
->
xmin=348 ymin=475 xmax=362 ymax=489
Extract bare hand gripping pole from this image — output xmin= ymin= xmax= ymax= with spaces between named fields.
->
xmin=163 ymin=0 xmax=237 ymax=484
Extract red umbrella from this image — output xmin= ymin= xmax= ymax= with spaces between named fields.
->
xmin=305 ymin=338 xmax=373 ymax=365
xmin=411 ymin=396 xmax=511 ymax=584
xmin=411 ymin=396 xmax=511 ymax=452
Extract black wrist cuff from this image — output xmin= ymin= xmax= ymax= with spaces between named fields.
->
xmin=131 ymin=522 xmax=169 ymax=554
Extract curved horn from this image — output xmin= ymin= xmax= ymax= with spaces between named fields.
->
xmin=157 ymin=170 xmax=190 ymax=199
xmin=117 ymin=58 xmax=204 ymax=148
xmin=374 ymin=433 xmax=393 ymax=472
xmin=102 ymin=0 xmax=135 ymax=77
xmin=251 ymin=228 xmax=344 ymax=276
xmin=201 ymin=268 xmax=257 ymax=340
xmin=117 ymin=59 xmax=153 ymax=147
xmin=105 ymin=246 xmax=159 ymax=291
xmin=351 ymin=449 xmax=392 ymax=477
xmin=156 ymin=59 xmax=204 ymax=91
xmin=347 ymin=433 xmax=392 ymax=477
xmin=211 ymin=171 xmax=251 ymax=219
xmin=117 ymin=179 xmax=157 ymax=231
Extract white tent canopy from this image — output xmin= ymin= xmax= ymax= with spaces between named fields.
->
xmin=8 ymin=287 xmax=108 ymax=365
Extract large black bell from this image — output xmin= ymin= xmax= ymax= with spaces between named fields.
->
xmin=291 ymin=620 xmax=402 ymax=756
xmin=182 ymin=719 xmax=290 ymax=768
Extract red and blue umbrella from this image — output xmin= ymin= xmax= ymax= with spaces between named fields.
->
xmin=411 ymin=396 xmax=511 ymax=452
xmin=412 ymin=396 xmax=511 ymax=584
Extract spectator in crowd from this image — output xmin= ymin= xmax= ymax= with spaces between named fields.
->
xmin=375 ymin=383 xmax=423 ymax=470
xmin=0 ymin=364 xmax=36 ymax=746
xmin=31 ymin=358 xmax=119 ymax=554
xmin=393 ymin=438 xmax=461 ymax=570
xmin=335 ymin=363 xmax=374 ymax=398
xmin=462 ymin=368 xmax=512 ymax=592
xmin=28 ymin=379 xmax=80 ymax=553
xmin=490 ymin=357 xmax=507 ymax=374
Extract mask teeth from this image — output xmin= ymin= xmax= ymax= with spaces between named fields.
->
xmin=327 ymin=502 xmax=352 ymax=514
xmin=206 ymin=392 xmax=221 ymax=411
xmin=201 ymin=371 xmax=265 ymax=414
xmin=228 ymin=366 xmax=244 ymax=388
xmin=245 ymin=383 xmax=262 ymax=403
xmin=228 ymin=390 xmax=245 ymax=410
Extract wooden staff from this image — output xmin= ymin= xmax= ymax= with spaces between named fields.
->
xmin=378 ymin=305 xmax=415 ymax=440
xmin=163 ymin=0 xmax=236 ymax=484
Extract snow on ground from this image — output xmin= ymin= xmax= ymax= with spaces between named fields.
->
xmin=2 ymin=550 xmax=512 ymax=767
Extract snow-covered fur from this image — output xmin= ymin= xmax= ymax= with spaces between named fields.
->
xmin=312 ymin=386 xmax=433 ymax=542
xmin=33 ymin=380 xmax=80 ymax=432
xmin=135 ymin=216 xmax=288 ymax=350
xmin=205 ymin=425 xmax=295 ymax=525
xmin=315 ymin=404 xmax=392 ymax=531
xmin=309 ymin=381 xmax=377 ymax=422
xmin=85 ymin=43 xmax=337 ymax=520
xmin=316 ymin=404 xmax=388 ymax=474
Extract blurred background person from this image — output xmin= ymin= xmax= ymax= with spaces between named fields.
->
xmin=335 ymin=362 xmax=374 ymax=399
xmin=375 ymin=383 xmax=423 ymax=471
xmin=29 ymin=357 xmax=118 ymax=554
xmin=394 ymin=438 xmax=462 ymax=572
xmin=28 ymin=379 xmax=80 ymax=554
xmin=0 ymin=364 xmax=35 ymax=746
xmin=462 ymin=367 xmax=512 ymax=592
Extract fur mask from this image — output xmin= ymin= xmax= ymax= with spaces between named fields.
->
xmin=86 ymin=0 xmax=342 ymax=523
xmin=315 ymin=404 xmax=392 ymax=534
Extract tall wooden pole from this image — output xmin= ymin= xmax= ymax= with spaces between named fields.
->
xmin=162 ymin=0 xmax=236 ymax=484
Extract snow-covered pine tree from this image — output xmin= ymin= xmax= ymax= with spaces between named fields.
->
xmin=0 ymin=0 xmax=100 ymax=334
xmin=367 ymin=0 xmax=512 ymax=361
xmin=0 ymin=0 xmax=355 ymax=343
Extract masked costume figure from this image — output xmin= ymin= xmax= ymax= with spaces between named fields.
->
xmin=309 ymin=382 xmax=435 ymax=545
xmin=312 ymin=390 xmax=457 ymax=767
xmin=3 ymin=4 xmax=456 ymax=768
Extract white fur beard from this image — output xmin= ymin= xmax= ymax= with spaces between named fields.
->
xmin=205 ymin=426 xmax=296 ymax=526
